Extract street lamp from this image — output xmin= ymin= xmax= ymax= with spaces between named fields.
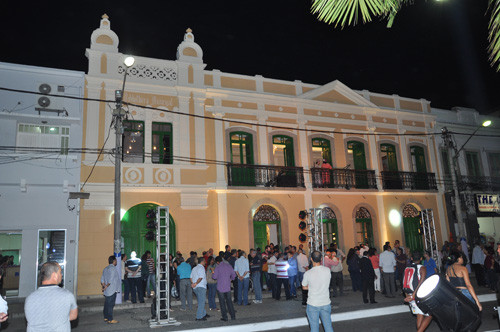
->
xmin=441 ymin=119 xmax=492 ymax=241
xmin=113 ymin=55 xmax=134 ymax=303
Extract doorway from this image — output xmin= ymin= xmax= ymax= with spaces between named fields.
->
xmin=402 ymin=204 xmax=424 ymax=253
xmin=0 ymin=232 xmax=22 ymax=297
xmin=253 ymin=205 xmax=282 ymax=251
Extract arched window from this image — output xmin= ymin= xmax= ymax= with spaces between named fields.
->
xmin=410 ymin=146 xmax=427 ymax=173
xmin=317 ymin=207 xmax=338 ymax=248
xmin=253 ymin=205 xmax=282 ymax=250
xmin=380 ymin=143 xmax=398 ymax=171
xmin=230 ymin=132 xmax=254 ymax=164
xmin=312 ymin=138 xmax=332 ymax=165
xmin=355 ymin=207 xmax=374 ymax=247
xmin=272 ymin=135 xmax=294 ymax=167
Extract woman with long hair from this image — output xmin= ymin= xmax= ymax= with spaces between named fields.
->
xmin=347 ymin=247 xmax=362 ymax=292
xmin=445 ymin=251 xmax=482 ymax=311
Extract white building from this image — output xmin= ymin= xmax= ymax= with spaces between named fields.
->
xmin=0 ymin=62 xmax=85 ymax=297
xmin=432 ymin=106 xmax=500 ymax=243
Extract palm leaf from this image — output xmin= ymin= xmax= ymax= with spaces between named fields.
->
xmin=311 ymin=0 xmax=386 ymax=28
xmin=488 ymin=0 xmax=500 ymax=71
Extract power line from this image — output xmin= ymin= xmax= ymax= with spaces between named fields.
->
xmin=2 ymin=86 xmax=499 ymax=138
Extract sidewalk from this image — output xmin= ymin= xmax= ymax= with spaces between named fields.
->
xmin=2 ymin=276 xmax=496 ymax=332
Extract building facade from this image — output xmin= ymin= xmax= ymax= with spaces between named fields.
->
xmin=432 ymin=107 xmax=500 ymax=244
xmin=78 ymin=15 xmax=451 ymax=296
xmin=0 ymin=62 xmax=85 ymax=297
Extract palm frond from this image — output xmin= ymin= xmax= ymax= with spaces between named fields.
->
xmin=488 ymin=0 xmax=500 ymax=71
xmin=311 ymin=0 xmax=386 ymax=28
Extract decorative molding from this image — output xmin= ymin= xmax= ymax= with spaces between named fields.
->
xmin=181 ymin=191 xmax=208 ymax=209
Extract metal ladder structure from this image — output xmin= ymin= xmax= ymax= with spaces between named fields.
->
xmin=308 ymin=208 xmax=324 ymax=259
xmin=421 ymin=208 xmax=441 ymax=271
xmin=150 ymin=206 xmax=179 ymax=328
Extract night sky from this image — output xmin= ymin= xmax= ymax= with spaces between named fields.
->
xmin=1 ymin=0 xmax=499 ymax=114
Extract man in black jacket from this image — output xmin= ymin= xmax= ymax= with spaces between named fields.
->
xmin=360 ymin=251 xmax=377 ymax=304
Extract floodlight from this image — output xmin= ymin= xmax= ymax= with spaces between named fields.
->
xmin=415 ymin=275 xmax=481 ymax=331
xmin=124 ymin=56 xmax=135 ymax=67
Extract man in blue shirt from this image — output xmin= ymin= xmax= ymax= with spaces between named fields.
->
xmin=101 ymin=256 xmax=121 ymax=324
xmin=234 ymin=251 xmax=250 ymax=305
xmin=176 ymin=257 xmax=193 ymax=310
xmin=423 ymin=250 xmax=437 ymax=278
xmin=287 ymin=251 xmax=298 ymax=299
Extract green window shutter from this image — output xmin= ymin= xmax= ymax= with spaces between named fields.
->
xmin=349 ymin=141 xmax=367 ymax=170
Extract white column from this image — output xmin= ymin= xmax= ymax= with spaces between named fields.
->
xmin=376 ymin=195 xmax=388 ymax=245
xmin=298 ymin=119 xmax=312 ymax=189
xmin=217 ymin=191 xmax=228 ymax=251
xmin=258 ymin=116 xmax=269 ymax=165
xmin=214 ymin=112 xmax=226 ymax=187
xmin=144 ymin=111 xmax=152 ymax=164
xmin=367 ymin=129 xmax=382 ymax=190
xmin=399 ymin=135 xmax=409 ymax=171
xmin=177 ymin=96 xmax=190 ymax=164
xmin=194 ymin=97 xmax=206 ymax=164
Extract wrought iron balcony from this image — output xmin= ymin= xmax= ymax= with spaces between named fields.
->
xmin=311 ymin=168 xmax=378 ymax=190
xmin=381 ymin=171 xmax=437 ymax=191
xmin=458 ymin=176 xmax=500 ymax=192
xmin=227 ymin=164 xmax=305 ymax=188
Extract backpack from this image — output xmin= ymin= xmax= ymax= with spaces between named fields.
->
xmin=402 ymin=264 xmax=421 ymax=294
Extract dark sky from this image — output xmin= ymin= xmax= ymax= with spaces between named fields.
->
xmin=1 ymin=0 xmax=499 ymax=114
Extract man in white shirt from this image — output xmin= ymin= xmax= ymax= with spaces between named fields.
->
xmin=191 ymin=257 xmax=208 ymax=321
xmin=379 ymin=244 xmax=396 ymax=298
xmin=234 ymin=251 xmax=250 ymax=305
xmin=297 ymin=249 xmax=309 ymax=287
xmin=471 ymin=242 xmax=486 ymax=286
xmin=302 ymin=251 xmax=333 ymax=332
xmin=267 ymin=251 xmax=278 ymax=299
xmin=0 ymin=274 xmax=7 ymax=327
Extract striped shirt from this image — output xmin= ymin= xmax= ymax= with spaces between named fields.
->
xmin=275 ymin=259 xmax=288 ymax=279
xmin=146 ymin=258 xmax=155 ymax=274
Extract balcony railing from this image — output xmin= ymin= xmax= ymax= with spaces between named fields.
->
xmin=458 ymin=176 xmax=500 ymax=192
xmin=227 ymin=164 xmax=305 ymax=188
xmin=311 ymin=168 xmax=378 ymax=190
xmin=381 ymin=171 xmax=437 ymax=191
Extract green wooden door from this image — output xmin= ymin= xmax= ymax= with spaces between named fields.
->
xmin=253 ymin=221 xmax=281 ymax=251
xmin=121 ymin=203 xmax=176 ymax=259
xmin=348 ymin=141 xmax=368 ymax=188
xmin=230 ymin=132 xmax=255 ymax=186
xmin=403 ymin=217 xmax=424 ymax=253
xmin=355 ymin=218 xmax=374 ymax=247
xmin=411 ymin=146 xmax=429 ymax=189
xmin=322 ymin=219 xmax=338 ymax=248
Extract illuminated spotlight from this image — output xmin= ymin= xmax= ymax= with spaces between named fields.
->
xmin=416 ymin=275 xmax=481 ymax=331
xmin=388 ymin=209 xmax=401 ymax=227
xmin=482 ymin=120 xmax=491 ymax=127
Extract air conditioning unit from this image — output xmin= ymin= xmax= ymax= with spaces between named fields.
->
xmin=35 ymin=83 xmax=67 ymax=116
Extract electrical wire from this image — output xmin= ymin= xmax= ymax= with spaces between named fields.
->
xmin=1 ymin=86 xmax=499 ymax=138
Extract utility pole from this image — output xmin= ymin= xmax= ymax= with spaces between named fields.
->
xmin=441 ymin=127 xmax=466 ymax=240
xmin=112 ymin=56 xmax=135 ymax=304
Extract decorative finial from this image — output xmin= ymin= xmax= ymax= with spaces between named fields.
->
xmin=186 ymin=28 xmax=192 ymax=33
xmin=102 ymin=14 xmax=109 ymax=19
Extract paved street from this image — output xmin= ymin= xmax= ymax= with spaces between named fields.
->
xmin=2 ymin=282 xmax=499 ymax=331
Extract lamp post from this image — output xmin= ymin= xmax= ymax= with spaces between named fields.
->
xmin=113 ymin=56 xmax=135 ymax=300
xmin=441 ymin=120 xmax=491 ymax=241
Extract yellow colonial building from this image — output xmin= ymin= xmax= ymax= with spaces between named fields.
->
xmin=78 ymin=15 xmax=449 ymax=295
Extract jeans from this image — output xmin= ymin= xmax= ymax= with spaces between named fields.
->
xmin=193 ymin=287 xmax=207 ymax=319
xmin=218 ymin=290 xmax=236 ymax=320
xmin=331 ymin=272 xmax=344 ymax=297
xmin=289 ymin=275 xmax=297 ymax=296
xmin=233 ymin=278 xmax=239 ymax=302
xmin=122 ymin=279 xmax=129 ymax=302
xmin=276 ymin=277 xmax=291 ymax=300
xmin=237 ymin=277 xmax=250 ymax=305
xmin=460 ymin=288 xmax=475 ymax=303
xmin=252 ymin=272 xmax=262 ymax=301
xmin=306 ymin=304 xmax=334 ymax=332
xmin=297 ymin=271 xmax=304 ymax=288
xmin=179 ymin=278 xmax=193 ymax=310
xmin=103 ymin=292 xmax=117 ymax=320
xmin=263 ymin=271 xmax=272 ymax=290
xmin=207 ymin=283 xmax=217 ymax=309
xmin=146 ymin=273 xmax=156 ymax=295
xmin=128 ymin=277 xmax=144 ymax=303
